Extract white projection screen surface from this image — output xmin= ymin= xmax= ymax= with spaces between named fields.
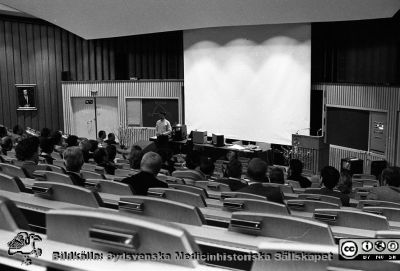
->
xmin=184 ymin=24 xmax=311 ymax=145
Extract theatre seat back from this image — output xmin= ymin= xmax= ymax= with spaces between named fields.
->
xmin=32 ymin=181 xmax=103 ymax=208
xmin=195 ymin=181 xmax=231 ymax=192
xmin=298 ymin=193 xmax=342 ymax=206
xmin=363 ymin=206 xmax=400 ymax=222
xmin=0 ymin=196 xmax=30 ymax=231
xmin=220 ymin=192 xmax=267 ymax=201
xmin=168 ymin=183 xmax=208 ymax=198
xmin=95 ymin=180 xmax=134 ymax=195
xmin=119 ymin=196 xmax=206 ymax=226
xmin=313 ymin=208 xmax=389 ymax=231
xmin=44 ymin=171 xmax=74 ymax=185
xmin=287 ymin=199 xmax=339 ymax=212
xmin=80 ymin=170 xmax=105 ymax=180
xmin=357 ymin=200 xmax=400 ymax=209
xmin=46 ymin=208 xmax=201 ymax=267
xmin=0 ymin=162 xmax=27 ymax=178
xmin=223 ymin=198 xmax=289 ymax=215
xmin=0 ymin=172 xmax=25 ymax=193
xmin=229 ymin=212 xmax=335 ymax=246
xmin=148 ymin=188 xmax=207 ymax=208
xmin=262 ymin=183 xmax=294 ymax=194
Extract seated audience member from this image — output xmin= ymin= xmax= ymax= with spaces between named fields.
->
xmin=104 ymin=133 xmax=117 ymax=145
xmin=198 ymin=156 xmax=215 ymax=178
xmin=106 ymin=144 xmax=117 ymax=164
xmin=97 ymin=130 xmax=106 ymax=144
xmin=1 ymin=136 xmax=13 ymax=155
xmin=63 ymin=147 xmax=85 ymax=186
xmin=51 ymin=131 xmax=65 ymax=154
xmin=15 ymin=137 xmax=40 ymax=178
xmin=0 ymin=126 xmax=8 ymax=138
xmin=128 ymin=145 xmax=143 ymax=170
xmin=367 ymin=167 xmax=400 ymax=203
xmin=216 ymin=159 xmax=247 ymax=191
xmin=121 ymin=152 xmax=168 ymax=195
xmin=287 ymin=159 xmax=312 ymax=188
xmin=93 ymin=148 xmax=116 ymax=175
xmin=89 ymin=139 xmax=99 ymax=153
xmin=218 ymin=150 xmax=238 ymax=162
xmin=337 ymin=169 xmax=353 ymax=196
xmin=157 ymin=148 xmax=175 ymax=174
xmin=79 ymin=139 xmax=92 ymax=163
xmin=308 ymin=166 xmax=350 ymax=206
xmin=11 ymin=125 xmax=24 ymax=144
xmin=39 ymin=137 xmax=55 ymax=164
xmin=65 ymin=135 xmax=79 ymax=147
xmin=40 ymin=127 xmax=51 ymax=138
xmin=238 ymin=158 xmax=284 ymax=204
xmin=269 ymin=167 xmax=285 ymax=184
xmin=172 ymin=150 xmax=206 ymax=180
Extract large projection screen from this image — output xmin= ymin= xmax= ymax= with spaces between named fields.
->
xmin=184 ymin=24 xmax=311 ymax=145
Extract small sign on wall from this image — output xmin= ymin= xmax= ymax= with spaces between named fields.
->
xmin=85 ymin=100 xmax=93 ymax=104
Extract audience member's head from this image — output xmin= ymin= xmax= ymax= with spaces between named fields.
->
xmin=140 ymin=151 xmax=162 ymax=176
xmin=381 ymin=167 xmax=400 ymax=187
xmin=320 ymin=166 xmax=340 ymax=190
xmin=98 ymin=130 xmax=106 ymax=140
xmin=226 ymin=151 xmax=238 ymax=161
xmin=93 ymin=148 xmax=108 ymax=165
xmin=51 ymin=131 xmax=63 ymax=146
xmin=40 ymin=127 xmax=51 ymax=138
xmin=63 ymin=147 xmax=84 ymax=173
xmin=338 ymin=169 xmax=352 ymax=194
xmin=129 ymin=145 xmax=143 ymax=169
xmin=247 ymin=158 xmax=268 ymax=182
xmin=269 ymin=167 xmax=285 ymax=184
xmin=185 ymin=150 xmax=201 ymax=170
xmin=225 ymin=159 xmax=242 ymax=179
xmin=13 ymin=125 xmax=23 ymax=135
xmin=106 ymin=144 xmax=117 ymax=162
xmin=1 ymin=136 xmax=13 ymax=154
xmin=0 ymin=126 xmax=7 ymax=138
xmin=107 ymin=133 xmax=115 ymax=142
xmin=15 ymin=137 xmax=39 ymax=163
xmin=289 ymin=159 xmax=303 ymax=176
xmin=65 ymin=135 xmax=79 ymax=147
xmin=199 ymin=156 xmax=215 ymax=176
xmin=40 ymin=137 xmax=54 ymax=154
xmin=88 ymin=139 xmax=99 ymax=153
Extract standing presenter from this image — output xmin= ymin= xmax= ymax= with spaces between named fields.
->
xmin=155 ymin=112 xmax=172 ymax=146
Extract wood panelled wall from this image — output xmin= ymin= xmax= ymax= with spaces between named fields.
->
xmin=0 ymin=15 xmax=183 ymax=132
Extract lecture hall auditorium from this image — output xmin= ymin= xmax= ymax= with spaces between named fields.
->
xmin=1 ymin=1 xmax=400 ymax=270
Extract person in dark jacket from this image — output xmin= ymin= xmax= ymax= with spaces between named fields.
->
xmin=308 ymin=166 xmax=350 ymax=206
xmin=367 ymin=167 xmax=400 ymax=203
xmin=215 ymin=159 xmax=248 ymax=191
xmin=238 ymin=158 xmax=284 ymax=204
xmin=287 ymin=159 xmax=311 ymax=188
xmin=63 ymin=147 xmax=86 ymax=186
xmin=121 ymin=151 xmax=168 ymax=195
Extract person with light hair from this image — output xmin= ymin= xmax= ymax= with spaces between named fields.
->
xmin=63 ymin=146 xmax=85 ymax=186
xmin=121 ymin=151 xmax=168 ymax=195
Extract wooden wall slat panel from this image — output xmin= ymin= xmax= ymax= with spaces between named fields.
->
xmin=0 ymin=16 xmax=183 ymax=132
xmin=0 ymin=20 xmax=8 ymax=125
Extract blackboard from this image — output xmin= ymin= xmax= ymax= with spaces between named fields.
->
xmin=142 ymin=99 xmax=179 ymax=127
xmin=326 ymin=107 xmax=369 ymax=151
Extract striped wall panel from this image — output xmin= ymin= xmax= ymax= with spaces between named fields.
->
xmin=62 ymin=80 xmax=183 ymax=145
xmin=121 ymin=128 xmax=156 ymax=146
xmin=329 ymin=145 xmax=386 ymax=174
xmin=312 ymin=83 xmax=400 ymax=168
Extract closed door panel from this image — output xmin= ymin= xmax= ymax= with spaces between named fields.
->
xmin=96 ymin=97 xmax=119 ymax=138
xmin=71 ymin=97 xmax=96 ymax=139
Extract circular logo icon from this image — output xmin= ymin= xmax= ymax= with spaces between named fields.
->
xmin=375 ymin=241 xmax=386 ymax=252
xmin=362 ymin=241 xmax=373 ymax=252
xmin=341 ymin=241 xmax=358 ymax=258
xmin=387 ymin=241 xmax=399 ymax=252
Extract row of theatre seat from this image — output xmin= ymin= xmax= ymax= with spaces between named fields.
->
xmin=0 ymin=160 xmax=398 ymax=270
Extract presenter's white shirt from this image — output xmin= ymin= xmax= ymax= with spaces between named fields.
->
xmin=156 ymin=119 xmax=172 ymax=135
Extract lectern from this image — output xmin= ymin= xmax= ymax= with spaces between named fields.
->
xmin=291 ymin=134 xmax=329 ymax=174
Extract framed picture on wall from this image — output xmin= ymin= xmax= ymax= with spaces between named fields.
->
xmin=16 ymin=84 xmax=37 ymax=110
